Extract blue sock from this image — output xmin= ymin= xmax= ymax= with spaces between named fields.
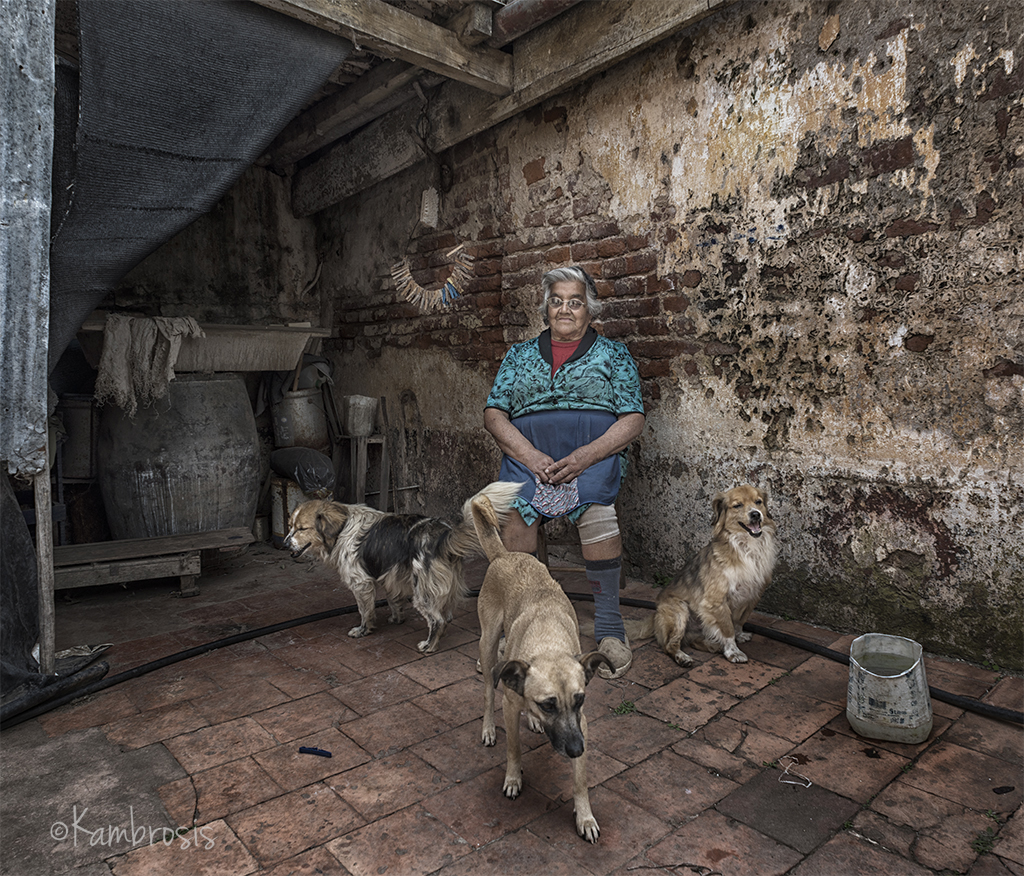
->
xmin=587 ymin=557 xmax=625 ymax=642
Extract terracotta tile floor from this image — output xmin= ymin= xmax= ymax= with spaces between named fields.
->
xmin=6 ymin=542 xmax=1023 ymax=875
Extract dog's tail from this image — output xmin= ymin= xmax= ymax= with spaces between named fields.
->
xmin=622 ymin=616 xmax=656 ymax=640
xmin=446 ymin=481 xmax=522 ymax=562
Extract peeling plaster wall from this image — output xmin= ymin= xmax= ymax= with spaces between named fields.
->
xmin=117 ymin=0 xmax=1023 ymax=668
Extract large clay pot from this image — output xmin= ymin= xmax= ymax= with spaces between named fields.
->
xmin=98 ymin=373 xmax=259 ymax=539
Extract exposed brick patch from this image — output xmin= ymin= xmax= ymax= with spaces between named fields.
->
xmin=523 ymin=157 xmax=546 ymax=185
xmin=862 ymin=137 xmax=915 ymax=177
xmin=983 ymin=358 xmax=1024 ymax=378
xmin=679 ymin=270 xmax=703 ymax=288
xmin=886 ymin=217 xmax=940 ymax=238
xmin=895 ymin=273 xmax=920 ymax=292
xmin=904 ymin=334 xmax=933 ymax=352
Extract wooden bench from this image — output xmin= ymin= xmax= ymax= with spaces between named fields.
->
xmin=52 ymin=527 xmax=254 ymax=597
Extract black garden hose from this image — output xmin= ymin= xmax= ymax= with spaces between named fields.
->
xmin=2 ymin=593 xmax=1020 ymax=730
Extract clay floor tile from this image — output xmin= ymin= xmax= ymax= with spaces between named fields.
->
xmin=327 ymin=751 xmax=452 ymax=821
xmin=342 ymin=700 xmax=452 ymax=758
xmin=398 ymin=648 xmax=479 ymax=690
xmin=104 ymin=700 xmax=210 ymax=750
xmin=852 ymin=809 xmax=917 ymax=857
xmin=585 ymin=673 xmax=654 ymax=718
xmin=684 ymin=655 xmax=784 ymax=699
xmin=587 ymin=712 xmax=689 ymax=765
xmin=159 ymin=774 xmax=199 ymax=828
xmin=227 ymin=783 xmax=364 ymax=868
xmin=771 ymin=653 xmax=851 ymax=706
xmin=270 ymin=635 xmax=361 ymax=674
xmin=603 ymin=748 xmax=740 ymax=823
xmin=182 ymin=756 xmax=285 ymax=824
xmin=516 ymin=743 xmax=627 ymax=802
xmin=411 ymin=719 xmax=542 ymax=783
xmin=328 ymin=804 xmax=473 ymax=876
xmin=329 ymin=663 xmax=430 ymax=721
xmin=622 ymin=644 xmax=711 ymax=690
xmin=262 ymin=665 xmax=333 ymax=700
xmin=108 ymin=818 xmax=258 ymax=876
xmin=670 ymin=733 xmax=763 ymax=786
xmin=993 ymin=805 xmax=1024 ymax=866
xmin=785 ymin=727 xmax=911 ymax=803
xmin=968 ymin=853 xmax=1022 ymax=876
xmin=733 ymin=633 xmax=815 ymax=671
xmin=38 ymin=689 xmax=138 ymax=737
xmin=421 ymin=765 xmax=558 ymax=849
xmin=984 ymin=676 xmax=1024 ymax=712
xmin=252 ymin=691 xmax=357 ymax=743
xmin=258 ymin=844 xmax=351 ymax=876
xmin=870 ymin=780 xmax=962 ymax=829
xmin=818 ymin=709 xmax=952 ymax=757
xmin=426 ymin=821 xmax=581 ymax=876
xmin=164 ymin=716 xmax=276 ymax=774
xmin=769 ymin=619 xmax=847 ymax=648
xmin=943 ymin=710 xmax=1024 ymax=764
xmin=393 ymin=621 xmax=479 ymax=655
xmin=913 ymin=808 xmax=995 ymax=873
xmin=334 ymin=637 xmax=423 ymax=676
xmin=697 ymin=714 xmax=797 ymax=767
xmin=715 ymin=768 xmax=860 ymax=854
xmin=176 ymin=599 xmax=254 ymax=626
xmin=724 ymin=684 xmax=843 ymax=744
xmin=900 ymin=741 xmax=1024 ymax=814
xmin=411 ymin=676 xmax=487 ymax=724
xmin=253 ymin=726 xmax=371 ymax=792
xmin=189 ymin=677 xmax=292 ymax=725
xmin=642 ymin=809 xmax=804 ymax=876
xmin=633 ymin=676 xmax=741 ymax=732
xmin=788 ymin=831 xmax=932 ymax=876
xmin=120 ymin=668 xmax=223 ymax=712
xmin=925 ymin=659 xmax=1001 ymax=699
xmin=527 ymin=785 xmax=676 ymax=874
xmin=99 ymin=631 xmax=191 ymax=672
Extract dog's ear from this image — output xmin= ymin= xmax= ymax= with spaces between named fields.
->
xmin=314 ymin=503 xmax=346 ymax=553
xmin=579 ymin=651 xmax=612 ymax=684
xmin=711 ymin=492 xmax=728 ymax=529
xmin=496 ymin=660 xmax=529 ymax=696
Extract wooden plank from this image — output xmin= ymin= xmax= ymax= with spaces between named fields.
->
xmin=292 ymin=0 xmax=735 ymax=215
xmin=53 ymin=527 xmax=254 ymax=567
xmin=253 ymin=0 xmax=512 ymax=95
xmin=54 ymin=553 xmax=202 ymax=590
xmin=35 ymin=468 xmax=56 ymax=675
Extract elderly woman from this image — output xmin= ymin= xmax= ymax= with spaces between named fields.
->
xmin=484 ymin=265 xmax=645 ymax=678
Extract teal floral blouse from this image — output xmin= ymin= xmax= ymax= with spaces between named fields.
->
xmin=485 ymin=328 xmax=644 ymax=418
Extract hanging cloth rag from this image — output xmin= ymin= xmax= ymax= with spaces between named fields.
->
xmin=93 ymin=314 xmax=205 ymax=417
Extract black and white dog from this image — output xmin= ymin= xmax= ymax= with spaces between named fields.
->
xmin=285 ymin=481 xmax=522 ymax=652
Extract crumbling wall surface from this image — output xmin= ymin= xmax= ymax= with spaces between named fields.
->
xmin=316 ymin=0 xmax=1022 ymax=668
xmin=113 ymin=166 xmax=324 ymax=326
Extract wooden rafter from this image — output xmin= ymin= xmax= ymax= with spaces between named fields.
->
xmin=253 ymin=0 xmax=513 ymax=95
xmin=291 ymin=0 xmax=736 ymax=215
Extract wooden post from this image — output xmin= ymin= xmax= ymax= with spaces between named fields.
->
xmin=34 ymin=465 xmax=56 ymax=675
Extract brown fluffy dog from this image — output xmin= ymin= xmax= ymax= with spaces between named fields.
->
xmin=626 ymin=485 xmax=778 ymax=666
xmin=285 ymin=481 xmax=522 ymax=653
xmin=472 ymin=493 xmax=611 ymax=843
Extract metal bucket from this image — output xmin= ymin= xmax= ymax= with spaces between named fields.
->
xmin=341 ymin=395 xmax=377 ymax=437
xmin=847 ymin=633 xmax=933 ymax=744
xmin=272 ymin=388 xmax=329 ymax=452
xmin=97 ymin=373 xmax=260 ymax=539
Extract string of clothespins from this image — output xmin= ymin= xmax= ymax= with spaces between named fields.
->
xmin=391 ymin=243 xmax=474 ymax=312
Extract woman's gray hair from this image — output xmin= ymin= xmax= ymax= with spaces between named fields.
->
xmin=539 ymin=266 xmax=603 ymax=321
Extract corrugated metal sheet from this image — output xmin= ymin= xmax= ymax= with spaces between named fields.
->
xmin=1 ymin=0 xmax=55 ymax=478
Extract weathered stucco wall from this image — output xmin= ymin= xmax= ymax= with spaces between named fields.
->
xmin=118 ymin=0 xmax=1023 ymax=669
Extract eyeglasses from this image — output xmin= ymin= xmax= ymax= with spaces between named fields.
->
xmin=547 ymin=297 xmax=585 ymax=311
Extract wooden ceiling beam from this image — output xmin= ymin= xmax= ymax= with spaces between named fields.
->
xmin=292 ymin=0 xmax=735 ymax=216
xmin=253 ymin=0 xmax=512 ymax=95
xmin=265 ymin=2 xmax=493 ymax=171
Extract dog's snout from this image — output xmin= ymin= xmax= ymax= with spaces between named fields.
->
xmin=750 ymin=509 xmax=762 ymax=522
